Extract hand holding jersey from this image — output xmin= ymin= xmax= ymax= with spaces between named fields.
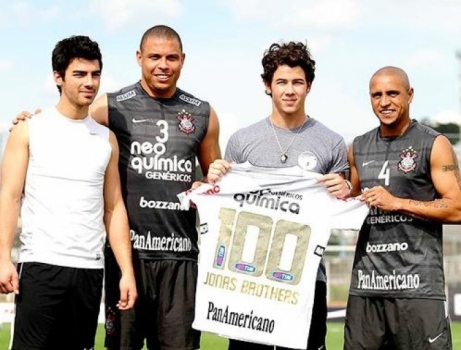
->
xmin=208 ymin=159 xmax=353 ymax=199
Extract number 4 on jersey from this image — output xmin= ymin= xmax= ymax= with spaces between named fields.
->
xmin=378 ymin=160 xmax=390 ymax=186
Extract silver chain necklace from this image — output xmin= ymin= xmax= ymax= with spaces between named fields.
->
xmin=270 ymin=117 xmax=307 ymax=163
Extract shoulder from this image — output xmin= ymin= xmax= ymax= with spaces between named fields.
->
xmin=232 ymin=119 xmax=268 ymax=138
xmin=411 ymin=120 xmax=440 ymax=138
xmin=88 ymin=117 xmax=110 ymax=137
xmin=307 ymin=118 xmax=343 ymax=140
xmin=107 ymin=82 xmax=141 ymax=102
xmin=353 ymin=127 xmax=379 ymax=146
xmin=175 ymin=88 xmax=209 ymax=107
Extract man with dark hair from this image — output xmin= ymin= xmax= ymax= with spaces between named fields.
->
xmin=12 ymin=25 xmax=220 ymax=350
xmin=88 ymin=25 xmax=221 ymax=350
xmin=0 ymin=35 xmax=136 ymax=350
xmin=344 ymin=66 xmax=461 ymax=350
xmin=207 ymin=41 xmax=352 ymax=350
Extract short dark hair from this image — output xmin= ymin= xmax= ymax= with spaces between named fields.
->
xmin=139 ymin=25 xmax=183 ymax=52
xmin=261 ymin=41 xmax=316 ymax=85
xmin=52 ymin=35 xmax=102 ymax=93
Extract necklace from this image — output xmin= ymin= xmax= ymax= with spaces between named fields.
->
xmin=270 ymin=117 xmax=307 ymax=163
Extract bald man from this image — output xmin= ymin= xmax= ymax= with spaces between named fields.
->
xmin=343 ymin=66 xmax=461 ymax=349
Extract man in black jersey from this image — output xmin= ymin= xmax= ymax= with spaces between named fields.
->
xmin=14 ymin=26 xmax=221 ymax=350
xmin=344 ymin=66 xmax=461 ymax=349
xmin=90 ymin=25 xmax=220 ymax=350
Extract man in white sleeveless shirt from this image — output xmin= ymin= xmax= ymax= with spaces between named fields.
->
xmin=0 ymin=35 xmax=137 ymax=350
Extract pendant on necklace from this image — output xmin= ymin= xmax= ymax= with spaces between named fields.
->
xmin=280 ymin=153 xmax=288 ymax=163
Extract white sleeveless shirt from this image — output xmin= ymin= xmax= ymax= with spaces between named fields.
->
xmin=20 ymin=107 xmax=111 ymax=269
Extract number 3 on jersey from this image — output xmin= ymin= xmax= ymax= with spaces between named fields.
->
xmin=212 ymin=208 xmax=311 ymax=285
xmin=378 ymin=160 xmax=390 ymax=186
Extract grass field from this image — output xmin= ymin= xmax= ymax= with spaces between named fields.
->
xmin=1 ymin=322 xmax=460 ymax=349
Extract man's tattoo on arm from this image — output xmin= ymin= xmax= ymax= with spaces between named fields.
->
xmin=409 ymin=199 xmax=449 ymax=209
xmin=450 ymin=147 xmax=461 ymax=190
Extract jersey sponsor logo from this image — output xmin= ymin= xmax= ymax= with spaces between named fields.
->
xmin=139 ymin=196 xmax=187 ymax=211
xmin=206 ymin=302 xmax=275 ymax=334
xmin=366 ymin=207 xmax=413 ymax=225
xmin=179 ymin=93 xmax=202 ymax=106
xmin=132 ymin=117 xmax=154 ymax=124
xmin=177 ymin=109 xmax=196 ymax=134
xmin=298 ymin=151 xmax=318 ymax=171
xmin=366 ymin=242 xmax=408 ymax=253
xmin=271 ymin=271 xmax=294 ymax=282
xmin=357 ymin=269 xmax=420 ymax=290
xmin=233 ymin=188 xmax=301 ymax=214
xmin=428 ymin=333 xmax=444 ymax=344
xmin=362 ymin=160 xmax=375 ymax=167
xmin=130 ymin=140 xmax=193 ymax=182
xmin=105 ymin=307 xmax=117 ymax=336
xmin=115 ymin=90 xmax=136 ymax=102
xmin=215 ymin=245 xmax=226 ymax=267
xmin=398 ymin=146 xmax=418 ymax=173
xmin=131 ymin=230 xmax=192 ymax=252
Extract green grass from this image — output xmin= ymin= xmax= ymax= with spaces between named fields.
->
xmin=1 ymin=322 xmax=460 ymax=349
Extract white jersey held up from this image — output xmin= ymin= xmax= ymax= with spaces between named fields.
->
xmin=180 ymin=163 xmax=368 ymax=349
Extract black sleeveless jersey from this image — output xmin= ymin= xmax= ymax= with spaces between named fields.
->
xmin=349 ymin=120 xmax=445 ymax=299
xmin=107 ymin=82 xmax=210 ymax=261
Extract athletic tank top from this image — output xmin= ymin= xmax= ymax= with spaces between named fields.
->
xmin=349 ymin=120 xmax=445 ymax=299
xmin=20 ymin=107 xmax=111 ymax=269
xmin=107 ymin=82 xmax=210 ymax=260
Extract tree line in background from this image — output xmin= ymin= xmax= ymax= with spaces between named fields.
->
xmin=421 ymin=119 xmax=460 ymax=145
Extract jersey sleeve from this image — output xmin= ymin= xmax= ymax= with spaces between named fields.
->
xmin=224 ymin=132 xmax=242 ymax=163
xmin=328 ymin=138 xmax=349 ymax=174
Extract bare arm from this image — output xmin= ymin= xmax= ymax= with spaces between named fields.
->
xmin=348 ymin=144 xmax=362 ymax=197
xmin=0 ymin=121 xmax=29 ymax=294
xmin=197 ymin=106 xmax=222 ymax=181
xmin=89 ymin=94 xmax=109 ymax=126
xmin=364 ymin=136 xmax=461 ymax=222
xmin=104 ymin=132 xmax=137 ymax=309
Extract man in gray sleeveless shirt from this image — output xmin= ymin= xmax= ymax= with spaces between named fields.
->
xmin=207 ymin=41 xmax=353 ymax=350
xmin=344 ymin=66 xmax=461 ymax=349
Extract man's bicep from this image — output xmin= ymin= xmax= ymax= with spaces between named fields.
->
xmin=103 ymin=133 xmax=123 ymax=210
xmin=430 ymin=135 xmax=461 ymax=198
xmin=348 ymin=145 xmax=361 ymax=196
xmin=89 ymin=94 xmax=109 ymax=126
xmin=1 ymin=122 xmax=29 ymax=197
xmin=198 ymin=107 xmax=221 ymax=175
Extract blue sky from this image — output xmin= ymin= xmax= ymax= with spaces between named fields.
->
xmin=1 ymin=0 xmax=460 ymax=147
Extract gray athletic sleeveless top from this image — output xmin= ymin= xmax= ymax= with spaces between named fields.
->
xmin=107 ymin=82 xmax=210 ymax=261
xmin=225 ymin=117 xmax=349 ymax=282
xmin=349 ymin=120 xmax=445 ymax=299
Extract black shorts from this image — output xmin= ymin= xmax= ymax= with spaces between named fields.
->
xmin=12 ymin=262 xmax=103 ymax=350
xmin=104 ymin=245 xmax=123 ymax=349
xmin=344 ymin=296 xmax=452 ymax=350
xmin=105 ymin=256 xmax=200 ymax=350
xmin=228 ymin=280 xmax=327 ymax=350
